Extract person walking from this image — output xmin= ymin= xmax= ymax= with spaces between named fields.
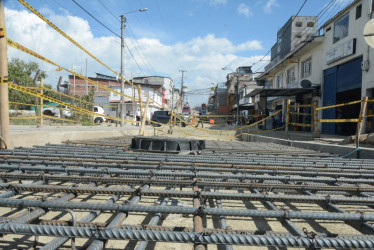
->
xmin=195 ymin=111 xmax=204 ymax=128
xmin=135 ymin=108 xmax=141 ymax=126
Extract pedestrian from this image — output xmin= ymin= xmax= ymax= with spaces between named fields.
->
xmin=196 ymin=111 xmax=204 ymax=128
xmin=274 ymin=110 xmax=281 ymax=128
xmin=136 ymin=108 xmax=141 ymax=126
xmin=256 ymin=111 xmax=263 ymax=130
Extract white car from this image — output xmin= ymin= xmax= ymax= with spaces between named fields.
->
xmin=43 ymin=104 xmax=72 ymax=118
xmin=93 ymin=106 xmax=107 ymax=123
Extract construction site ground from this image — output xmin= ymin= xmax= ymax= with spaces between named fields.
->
xmin=1 ymin=123 xmax=374 ymax=249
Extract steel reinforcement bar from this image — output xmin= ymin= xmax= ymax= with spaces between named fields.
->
xmin=2 ymin=164 xmax=374 ymax=184
xmin=0 ymin=198 xmax=373 ymax=221
xmin=0 ymin=222 xmax=373 ymax=248
xmin=1 ymin=149 xmax=374 ymax=167
xmin=1 ymin=173 xmax=373 ymax=193
xmin=4 ymin=157 xmax=374 ymax=175
xmin=5 ymin=184 xmax=374 ymax=205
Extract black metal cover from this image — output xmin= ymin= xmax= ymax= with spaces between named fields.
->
xmin=131 ymin=136 xmax=205 ymax=153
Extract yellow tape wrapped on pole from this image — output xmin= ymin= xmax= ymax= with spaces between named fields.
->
xmin=0 ymin=0 xmax=10 ymax=149
xmin=17 ymin=0 xmax=162 ymax=108
xmin=139 ymin=98 xmax=150 ymax=136
xmin=355 ymin=96 xmax=368 ymax=148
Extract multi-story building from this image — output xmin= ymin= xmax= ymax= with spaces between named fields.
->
xmin=252 ymin=0 xmax=374 ymax=135
xmin=320 ymin=0 xmax=373 ymax=135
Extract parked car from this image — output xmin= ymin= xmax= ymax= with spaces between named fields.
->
xmin=151 ymin=111 xmax=188 ymax=127
xmin=93 ymin=106 xmax=106 ymax=123
xmin=182 ymin=106 xmax=191 ymax=115
xmin=43 ymin=103 xmax=72 ymax=118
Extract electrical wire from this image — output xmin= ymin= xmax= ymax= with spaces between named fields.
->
xmin=71 ymin=0 xmax=120 ymax=38
xmin=94 ymin=0 xmax=156 ymax=76
xmin=70 ymin=0 xmax=150 ymax=76
xmin=98 ymin=0 xmax=120 ymax=22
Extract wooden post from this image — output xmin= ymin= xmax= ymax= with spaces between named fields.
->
xmin=40 ymin=78 xmax=44 ymax=126
xmin=139 ymin=98 xmax=150 ymax=136
xmin=168 ymin=110 xmax=173 ymax=134
xmin=115 ymin=103 xmax=119 ymax=127
xmin=33 ymin=70 xmax=41 ymax=116
xmin=137 ymin=85 xmax=143 ymax=123
xmin=0 ymin=0 xmax=10 ymax=149
xmin=355 ymin=96 xmax=368 ymax=147
xmin=312 ymin=100 xmax=320 ymax=138
xmin=285 ymin=99 xmax=290 ymax=134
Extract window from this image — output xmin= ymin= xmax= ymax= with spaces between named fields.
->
xmin=276 ymin=74 xmax=283 ymax=88
xmin=295 ymin=21 xmax=302 ymax=27
xmin=301 ymin=58 xmax=312 ymax=78
xmin=356 ymin=4 xmax=362 ymax=19
xmin=286 ymin=67 xmax=295 ymax=84
xmin=295 ymin=32 xmax=302 ymax=38
xmin=266 ymin=79 xmax=273 ymax=89
xmin=307 ymin=22 xmax=315 ymax=27
xmin=333 ymin=14 xmax=349 ymax=43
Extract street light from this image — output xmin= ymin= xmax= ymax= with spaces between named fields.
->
xmin=222 ymin=66 xmax=240 ymax=124
xmin=119 ymin=8 xmax=148 ymax=127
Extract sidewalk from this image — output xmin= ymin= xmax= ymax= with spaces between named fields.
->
xmin=7 ymin=124 xmax=154 ymax=149
xmin=242 ymin=130 xmax=374 ymax=159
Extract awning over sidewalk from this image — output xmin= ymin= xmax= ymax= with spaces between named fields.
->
xmin=231 ymin=103 xmax=254 ymax=112
xmin=246 ymin=87 xmax=319 ymax=98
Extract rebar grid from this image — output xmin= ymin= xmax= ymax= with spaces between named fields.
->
xmin=0 ymin=141 xmax=373 ymax=249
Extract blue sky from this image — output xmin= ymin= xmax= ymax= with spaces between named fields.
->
xmin=4 ymin=0 xmax=353 ymax=105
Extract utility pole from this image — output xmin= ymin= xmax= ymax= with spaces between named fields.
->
xmin=0 ymin=0 xmax=10 ymax=149
xmin=179 ymin=70 xmax=186 ymax=110
xmin=120 ymin=15 xmax=126 ymax=127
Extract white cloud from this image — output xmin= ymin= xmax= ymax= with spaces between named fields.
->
xmin=209 ymin=0 xmax=227 ymax=5
xmin=237 ymin=3 xmax=252 ymax=18
xmin=5 ymin=7 xmax=264 ymax=105
xmin=264 ymin=0 xmax=279 ymax=14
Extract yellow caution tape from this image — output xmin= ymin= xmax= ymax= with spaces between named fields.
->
xmin=0 ymin=76 xmax=8 ymax=83
xmin=7 ymin=39 xmax=136 ymax=101
xmin=0 ymin=27 xmax=6 ymax=38
xmin=317 ymin=118 xmax=359 ymax=123
xmin=18 ymin=0 xmax=162 ymax=108
xmin=288 ymin=104 xmax=313 ymax=108
xmin=9 ymin=102 xmax=38 ymax=107
xmin=316 ymin=100 xmax=362 ymax=111
xmin=289 ymin=122 xmax=313 ymax=127
xmin=7 ymin=82 xmax=134 ymax=124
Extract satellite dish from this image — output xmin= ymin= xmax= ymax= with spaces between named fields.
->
xmin=300 ymin=79 xmax=312 ymax=88
xmin=364 ymin=19 xmax=374 ymax=48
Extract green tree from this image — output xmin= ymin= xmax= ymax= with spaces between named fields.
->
xmin=8 ymin=58 xmax=47 ymax=110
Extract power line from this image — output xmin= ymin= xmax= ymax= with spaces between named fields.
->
xmin=98 ymin=0 xmax=120 ymax=23
xmin=70 ymin=0 xmax=150 ymax=76
xmin=71 ymin=0 xmax=120 ymax=38
xmin=95 ymin=0 xmax=156 ymax=76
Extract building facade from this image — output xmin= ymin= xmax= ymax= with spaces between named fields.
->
xmin=254 ymin=0 xmax=374 ymax=135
